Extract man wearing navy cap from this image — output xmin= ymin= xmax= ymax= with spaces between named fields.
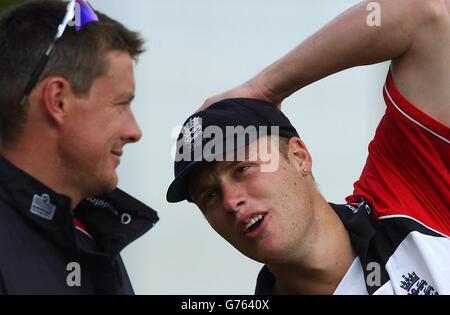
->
xmin=169 ymin=0 xmax=449 ymax=294
xmin=168 ymin=0 xmax=449 ymax=293
xmin=168 ymin=96 xmax=449 ymax=295
xmin=168 ymin=98 xmax=361 ymax=294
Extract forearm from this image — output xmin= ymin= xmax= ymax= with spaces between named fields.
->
xmin=253 ymin=0 xmax=433 ymax=104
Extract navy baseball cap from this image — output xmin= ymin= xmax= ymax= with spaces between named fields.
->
xmin=166 ymin=98 xmax=299 ymax=203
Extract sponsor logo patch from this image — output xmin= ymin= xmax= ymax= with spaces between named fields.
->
xmin=30 ymin=194 xmax=56 ymax=220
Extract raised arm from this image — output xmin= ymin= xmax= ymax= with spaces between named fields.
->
xmin=202 ymin=0 xmax=449 ymax=125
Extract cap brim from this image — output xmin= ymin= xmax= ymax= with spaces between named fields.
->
xmin=167 ymin=130 xmax=263 ymax=203
xmin=166 ymin=160 xmax=203 ymax=203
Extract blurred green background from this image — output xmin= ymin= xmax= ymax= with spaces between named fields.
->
xmin=0 ymin=0 xmax=25 ymax=12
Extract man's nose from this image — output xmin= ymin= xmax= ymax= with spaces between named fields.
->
xmin=122 ymin=110 xmax=142 ymax=144
xmin=221 ymin=182 xmax=246 ymax=213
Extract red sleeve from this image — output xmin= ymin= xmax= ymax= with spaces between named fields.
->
xmin=346 ymin=71 xmax=450 ymax=237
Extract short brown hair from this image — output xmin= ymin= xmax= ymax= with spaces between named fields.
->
xmin=0 ymin=0 xmax=145 ymax=147
xmin=278 ymin=136 xmax=290 ymax=160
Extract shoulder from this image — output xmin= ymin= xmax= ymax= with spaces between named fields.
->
xmin=421 ymin=0 xmax=449 ymax=20
xmin=383 ymin=0 xmax=449 ymax=32
xmin=407 ymin=0 xmax=450 ymax=40
xmin=397 ymin=0 xmax=449 ymax=21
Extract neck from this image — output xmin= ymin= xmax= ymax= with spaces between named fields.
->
xmin=1 ymin=138 xmax=82 ymax=208
xmin=268 ymin=194 xmax=356 ymax=294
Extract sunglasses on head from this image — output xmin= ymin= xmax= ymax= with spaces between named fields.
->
xmin=20 ymin=0 xmax=98 ymax=106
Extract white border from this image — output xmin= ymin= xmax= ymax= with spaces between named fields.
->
xmin=75 ymin=225 xmax=94 ymax=240
xmin=384 ymin=85 xmax=449 ymax=144
xmin=378 ymin=213 xmax=450 ymax=239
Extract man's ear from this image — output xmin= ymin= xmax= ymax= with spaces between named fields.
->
xmin=287 ymin=137 xmax=313 ymax=176
xmin=40 ymin=77 xmax=73 ymax=126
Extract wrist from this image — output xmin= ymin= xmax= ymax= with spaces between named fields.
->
xmin=246 ymin=75 xmax=282 ymax=108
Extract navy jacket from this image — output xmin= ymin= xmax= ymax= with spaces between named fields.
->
xmin=0 ymin=156 xmax=158 ymax=295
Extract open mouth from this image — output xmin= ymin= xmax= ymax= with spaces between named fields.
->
xmin=243 ymin=214 xmax=266 ymax=234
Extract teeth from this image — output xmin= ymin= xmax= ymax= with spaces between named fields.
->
xmin=244 ymin=215 xmax=264 ymax=232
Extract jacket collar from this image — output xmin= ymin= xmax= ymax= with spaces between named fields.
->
xmin=0 ymin=155 xmax=159 ymax=257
